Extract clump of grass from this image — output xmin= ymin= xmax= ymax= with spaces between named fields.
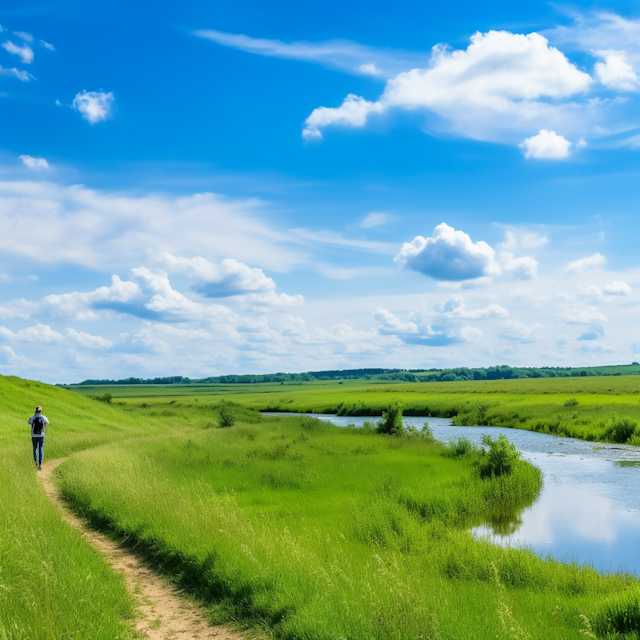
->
xmin=91 ymin=392 xmax=113 ymax=403
xmin=602 ymin=416 xmax=638 ymax=443
xmin=564 ymin=398 xmax=579 ymax=407
xmin=218 ymin=400 xmax=236 ymax=428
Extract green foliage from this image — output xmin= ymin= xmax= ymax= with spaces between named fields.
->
xmin=376 ymin=401 xmax=404 ymax=435
xmin=603 ymin=416 xmax=638 ymax=443
xmin=91 ymin=391 xmax=113 ymax=403
xmin=446 ymin=437 xmax=479 ymax=458
xmin=564 ymin=398 xmax=579 ymax=407
xmin=217 ymin=400 xmax=236 ymax=428
xmin=479 ymin=434 xmax=522 ymax=478
xmin=593 ymin=587 xmax=640 ymax=636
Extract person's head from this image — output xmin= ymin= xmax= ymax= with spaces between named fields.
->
xmin=35 ymin=406 xmax=42 ymax=414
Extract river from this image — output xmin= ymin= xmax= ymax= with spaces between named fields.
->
xmin=266 ymin=412 xmax=640 ymax=576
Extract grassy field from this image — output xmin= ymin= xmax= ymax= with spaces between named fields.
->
xmin=4 ymin=374 xmax=640 ymax=638
xmin=69 ymin=375 xmax=640 ymax=445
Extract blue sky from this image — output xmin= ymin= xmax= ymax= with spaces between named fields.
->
xmin=1 ymin=1 xmax=640 ymax=382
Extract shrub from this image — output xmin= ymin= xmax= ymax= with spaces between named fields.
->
xmin=91 ymin=392 xmax=113 ymax=403
xmin=603 ymin=416 xmax=637 ymax=443
xmin=478 ymin=434 xmax=521 ymax=478
xmin=376 ymin=402 xmax=404 ymax=435
xmin=564 ymin=398 xmax=579 ymax=408
xmin=446 ymin=437 xmax=478 ymax=458
xmin=218 ymin=401 xmax=236 ymax=428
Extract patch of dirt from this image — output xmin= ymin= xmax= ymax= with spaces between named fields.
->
xmin=39 ymin=460 xmax=249 ymax=640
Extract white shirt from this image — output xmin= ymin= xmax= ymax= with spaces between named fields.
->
xmin=29 ymin=414 xmax=49 ymax=437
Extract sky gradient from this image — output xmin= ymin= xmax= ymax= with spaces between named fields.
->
xmin=1 ymin=0 xmax=640 ymax=383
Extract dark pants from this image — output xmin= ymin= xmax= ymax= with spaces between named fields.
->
xmin=32 ymin=437 xmax=44 ymax=466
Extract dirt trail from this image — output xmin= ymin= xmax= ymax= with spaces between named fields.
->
xmin=39 ymin=459 xmax=248 ymax=640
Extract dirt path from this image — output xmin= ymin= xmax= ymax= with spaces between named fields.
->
xmin=39 ymin=460 xmax=248 ymax=640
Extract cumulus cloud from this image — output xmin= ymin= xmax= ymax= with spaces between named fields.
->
xmin=158 ymin=252 xmax=303 ymax=309
xmin=39 ymin=39 xmax=55 ymax=51
xmin=72 ymin=90 xmax=114 ymax=124
xmin=64 ymin=327 xmax=113 ymax=349
xmin=500 ymin=320 xmax=543 ymax=342
xmin=19 ymin=155 xmax=49 ymax=170
xmin=395 ymin=223 xmax=501 ymax=282
xmin=304 ymin=30 xmax=593 ymax=144
xmin=603 ymin=280 xmax=631 ymax=296
xmin=520 ymin=129 xmax=572 ymax=159
xmin=566 ymin=253 xmax=607 ymax=272
xmin=373 ymin=308 xmax=418 ymax=335
xmin=437 ymin=295 xmax=508 ymax=319
xmin=303 ymin=94 xmax=384 ymax=140
xmin=501 ymin=252 xmax=538 ymax=279
xmin=0 ymin=65 xmax=33 ymax=81
xmin=594 ymin=50 xmax=638 ymax=91
xmin=0 ymin=323 xmax=63 ymax=343
xmin=2 ymin=40 xmax=34 ymax=63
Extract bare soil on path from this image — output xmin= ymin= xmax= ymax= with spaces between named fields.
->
xmin=39 ymin=459 xmax=249 ymax=640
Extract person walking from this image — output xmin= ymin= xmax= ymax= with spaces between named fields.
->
xmin=28 ymin=406 xmax=49 ymax=471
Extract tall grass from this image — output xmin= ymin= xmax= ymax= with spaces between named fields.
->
xmin=56 ymin=410 xmax=638 ymax=639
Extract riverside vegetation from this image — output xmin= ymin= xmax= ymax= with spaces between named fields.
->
xmin=2 ymin=375 xmax=640 ymax=638
xmin=71 ymin=375 xmax=640 ymax=445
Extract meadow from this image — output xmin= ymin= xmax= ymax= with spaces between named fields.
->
xmin=3 ymin=374 xmax=640 ymax=639
xmin=70 ymin=374 xmax=640 ymax=445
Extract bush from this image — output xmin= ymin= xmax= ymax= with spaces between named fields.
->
xmin=218 ymin=401 xmax=236 ymax=428
xmin=563 ymin=398 xmax=578 ymax=408
xmin=446 ymin=437 xmax=478 ymax=458
xmin=603 ymin=416 xmax=637 ymax=443
xmin=91 ymin=392 xmax=113 ymax=404
xmin=376 ymin=402 xmax=404 ymax=435
xmin=478 ymin=434 xmax=521 ymax=478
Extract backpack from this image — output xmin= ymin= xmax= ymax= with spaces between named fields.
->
xmin=32 ymin=415 xmax=45 ymax=435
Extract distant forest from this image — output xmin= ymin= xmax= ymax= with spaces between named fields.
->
xmin=70 ymin=363 xmax=640 ymax=386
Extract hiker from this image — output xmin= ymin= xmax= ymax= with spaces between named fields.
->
xmin=28 ymin=405 xmax=49 ymax=471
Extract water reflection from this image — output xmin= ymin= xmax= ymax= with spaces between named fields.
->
xmin=265 ymin=413 xmax=640 ymax=575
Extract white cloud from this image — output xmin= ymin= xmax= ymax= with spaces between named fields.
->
xmin=39 ymin=40 xmax=55 ymax=51
xmin=304 ymin=30 xmax=593 ymax=144
xmin=0 ymin=180 xmax=303 ymax=271
xmin=13 ymin=31 xmax=33 ymax=43
xmin=2 ymin=40 xmax=34 ymax=63
xmin=158 ymin=252 xmax=303 ymax=309
xmin=65 ymin=328 xmax=113 ymax=349
xmin=395 ymin=223 xmax=501 ymax=282
xmin=373 ymin=308 xmax=418 ymax=335
xmin=0 ymin=65 xmax=33 ymax=81
xmin=603 ymin=280 xmax=631 ymax=296
xmin=566 ymin=253 xmax=607 ymax=272
xmin=501 ymin=252 xmax=538 ymax=279
xmin=72 ymin=90 xmax=114 ymax=124
xmin=0 ymin=299 xmax=37 ymax=319
xmin=358 ymin=63 xmax=382 ymax=76
xmin=559 ymin=304 xmax=608 ymax=325
xmin=521 ymin=232 xmax=548 ymax=248
xmin=360 ymin=212 xmax=391 ymax=228
xmin=194 ymin=29 xmax=427 ymax=78
xmin=594 ymin=50 xmax=638 ymax=91
xmin=303 ymin=94 xmax=384 ymax=140
xmin=19 ymin=155 xmax=49 ymax=170
xmin=520 ymin=130 xmax=572 ymax=159
xmin=500 ymin=320 xmax=542 ymax=342
xmin=437 ymin=295 xmax=508 ymax=319
xmin=0 ymin=323 xmax=63 ymax=343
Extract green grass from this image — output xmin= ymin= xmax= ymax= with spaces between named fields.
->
xmin=5 ymin=374 xmax=640 ymax=638
xmin=68 ymin=375 xmax=640 ymax=445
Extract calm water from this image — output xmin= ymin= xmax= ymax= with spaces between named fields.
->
xmin=266 ymin=412 xmax=640 ymax=575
